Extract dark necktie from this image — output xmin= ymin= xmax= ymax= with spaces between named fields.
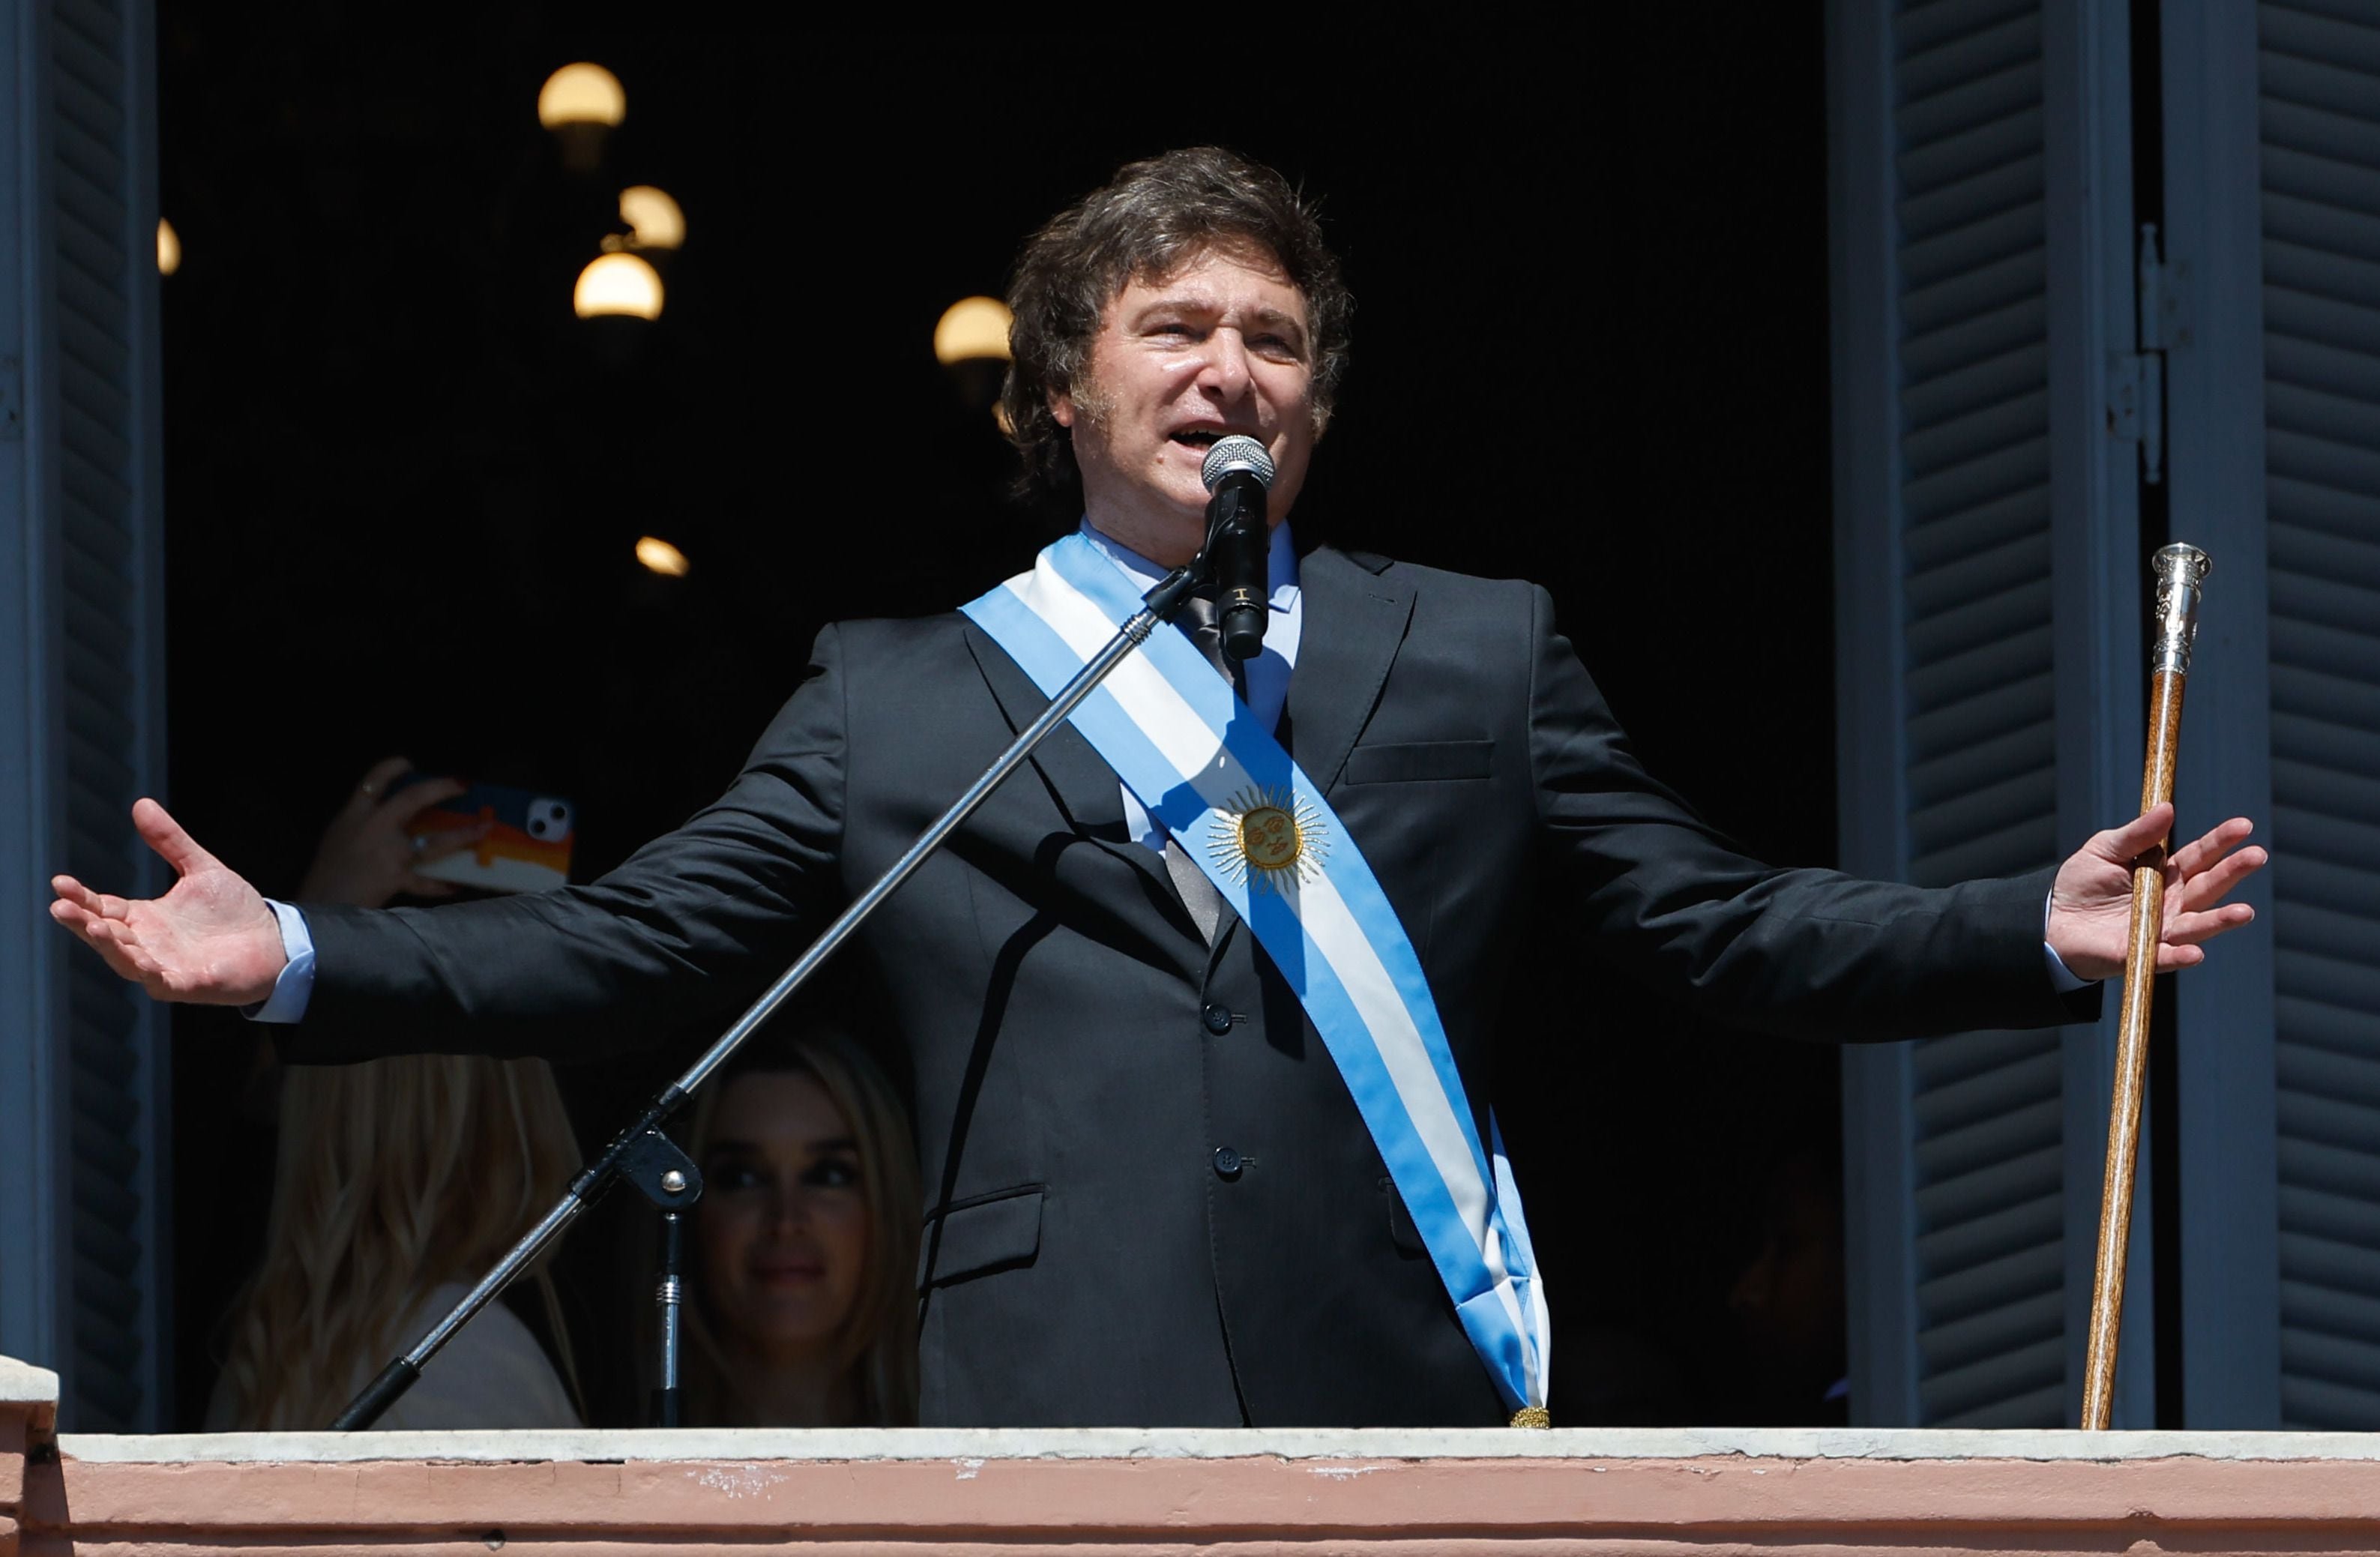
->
xmin=1163 ymin=595 xmax=1241 ymax=944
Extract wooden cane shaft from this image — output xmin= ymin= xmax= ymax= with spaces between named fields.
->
xmin=2081 ymin=668 xmax=2187 ymax=1429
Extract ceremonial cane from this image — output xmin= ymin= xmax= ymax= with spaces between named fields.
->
xmin=2080 ymin=541 xmax=2211 ymax=1430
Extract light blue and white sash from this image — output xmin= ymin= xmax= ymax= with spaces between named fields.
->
xmin=962 ymin=532 xmax=1551 ymax=1418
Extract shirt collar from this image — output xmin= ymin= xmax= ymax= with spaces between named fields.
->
xmin=1077 ymin=518 xmax=1301 ymax=610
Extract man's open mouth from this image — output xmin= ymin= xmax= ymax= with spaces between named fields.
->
xmin=1169 ymin=429 xmax=1226 ymax=448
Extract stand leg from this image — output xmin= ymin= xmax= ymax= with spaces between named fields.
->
xmin=653 ymin=1208 xmax=685 ymax=1428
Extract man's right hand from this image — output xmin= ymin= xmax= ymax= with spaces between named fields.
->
xmin=49 ymin=798 xmax=287 ymax=1006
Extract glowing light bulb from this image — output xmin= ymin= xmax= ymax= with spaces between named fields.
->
xmin=636 ymin=536 xmax=690 ymax=576
xmin=934 ymin=296 xmax=1013 ymax=365
xmin=618 ymin=186 xmax=684 ymax=250
xmin=538 ymin=63 xmax=625 ymax=127
xmin=157 ymin=217 xmax=180 ymax=276
xmin=574 ymin=253 xmax=663 ymax=320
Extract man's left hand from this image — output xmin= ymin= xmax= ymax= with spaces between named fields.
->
xmin=2046 ymin=803 xmax=2267 ymax=983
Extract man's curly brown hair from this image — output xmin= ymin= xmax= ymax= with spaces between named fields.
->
xmin=1001 ymin=146 xmax=1353 ymax=518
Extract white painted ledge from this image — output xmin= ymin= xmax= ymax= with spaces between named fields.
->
xmin=0 ymin=1355 xmax=58 ymax=1447
xmin=0 ymin=1355 xmax=58 ymax=1409
xmin=58 ymin=1424 xmax=2380 ymax=1465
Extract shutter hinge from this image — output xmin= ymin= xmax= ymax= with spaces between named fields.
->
xmin=2108 ymin=349 xmax=2164 ymax=484
xmin=2109 ymin=225 xmax=2172 ymax=484
xmin=2139 ymin=222 xmax=2191 ymax=354
xmin=0 ymin=355 xmax=20 ymax=442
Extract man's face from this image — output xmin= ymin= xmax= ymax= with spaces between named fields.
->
xmin=1053 ymin=244 xmax=1316 ymax=567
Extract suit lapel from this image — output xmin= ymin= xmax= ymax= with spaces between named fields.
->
xmin=959 ymin=618 xmax=1174 ymax=900
xmin=1288 ymin=547 xmax=1415 ymax=792
xmin=959 ymin=544 xmax=1418 ymax=950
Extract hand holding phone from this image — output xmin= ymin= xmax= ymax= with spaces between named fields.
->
xmin=301 ymin=759 xmax=489 ymax=907
xmin=403 ymin=781 xmax=576 ymax=894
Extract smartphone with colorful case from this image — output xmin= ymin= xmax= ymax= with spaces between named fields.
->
xmin=401 ymin=780 xmax=575 ymax=894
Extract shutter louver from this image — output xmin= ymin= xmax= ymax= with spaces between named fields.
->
xmin=27 ymin=0 xmax=168 ymax=1432
xmin=2259 ymin=0 xmax=2380 ymax=1433
xmin=1891 ymin=0 xmax=2069 ymax=1430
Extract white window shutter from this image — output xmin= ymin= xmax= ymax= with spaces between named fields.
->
xmin=1830 ymin=0 xmax=2151 ymax=1427
xmin=0 ymin=0 xmax=170 ymax=1430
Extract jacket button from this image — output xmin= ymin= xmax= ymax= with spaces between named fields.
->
xmin=1201 ymin=1003 xmax=1233 ymax=1035
xmin=1212 ymin=1145 xmax=1244 ymax=1180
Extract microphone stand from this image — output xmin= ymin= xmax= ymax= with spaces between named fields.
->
xmin=333 ymin=553 xmax=1213 ymax=1430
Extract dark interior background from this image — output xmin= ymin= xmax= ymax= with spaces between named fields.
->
xmin=157 ymin=12 xmax=1845 ymax=1428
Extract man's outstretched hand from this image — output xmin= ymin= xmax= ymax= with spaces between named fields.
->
xmin=2046 ymin=803 xmax=2267 ymax=983
xmin=49 ymin=798 xmax=286 ymax=1006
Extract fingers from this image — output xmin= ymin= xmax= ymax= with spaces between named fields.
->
xmin=389 ymin=777 xmax=469 ymax=826
xmin=131 ymin=798 xmax=219 ymax=878
xmin=48 ymin=895 xmax=106 ymax=945
xmin=90 ymin=918 xmax=163 ymax=978
xmin=51 ymin=900 xmax=156 ymax=984
xmin=2170 ymin=816 xmax=2244 ymax=870
xmin=400 ymin=818 xmax=486 ymax=897
xmin=410 ymin=819 xmax=490 ymax=865
xmin=2164 ymin=901 xmax=2257 ymax=948
xmin=2170 ymin=816 xmax=2254 ymax=876
xmin=2100 ymin=802 xmax=2175 ymax=864
xmin=346 ymin=756 xmax=415 ymax=815
xmin=2139 ymin=896 xmax=2259 ymax=974
xmin=51 ymin=874 xmax=131 ymax=921
xmin=2174 ymin=840 xmax=2268 ymax=913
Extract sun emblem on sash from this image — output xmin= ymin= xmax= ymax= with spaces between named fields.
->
xmin=1207 ymin=786 xmax=1328 ymax=891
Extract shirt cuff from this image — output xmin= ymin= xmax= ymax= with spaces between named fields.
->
xmin=243 ymin=898 xmax=318 ymax=1023
xmin=2043 ymin=890 xmax=2094 ymax=993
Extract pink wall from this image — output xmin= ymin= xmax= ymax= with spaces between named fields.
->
xmin=7 ymin=1364 xmax=2380 ymax=1556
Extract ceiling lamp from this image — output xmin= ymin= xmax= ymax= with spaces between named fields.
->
xmin=574 ymin=253 xmax=663 ymax=321
xmin=157 ymin=217 xmax=180 ymax=276
xmin=933 ymin=296 xmax=1013 ymax=365
xmin=617 ymin=186 xmax=684 ymax=251
xmin=636 ymin=536 xmax=690 ymax=576
xmin=537 ymin=63 xmax=624 ymax=173
xmin=936 ymin=295 xmax=1012 ymax=418
xmin=537 ymin=63 xmax=624 ymax=127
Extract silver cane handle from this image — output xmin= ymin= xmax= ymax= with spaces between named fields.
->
xmin=2151 ymin=543 xmax=2212 ymax=678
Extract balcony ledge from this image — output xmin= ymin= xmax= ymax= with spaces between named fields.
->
xmin=54 ymin=1422 xmax=2380 ymax=1463
xmin=8 ymin=1355 xmax=2380 ymax=1557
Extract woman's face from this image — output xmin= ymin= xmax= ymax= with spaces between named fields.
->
xmin=696 ymin=1070 xmax=870 ymax=1361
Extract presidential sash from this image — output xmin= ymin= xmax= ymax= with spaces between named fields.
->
xmin=962 ymin=533 xmax=1551 ymax=1419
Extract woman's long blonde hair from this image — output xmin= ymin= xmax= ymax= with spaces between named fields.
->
xmin=214 ymin=1055 xmax=584 ymax=1430
xmin=678 ymin=1029 xmax=920 ymax=1426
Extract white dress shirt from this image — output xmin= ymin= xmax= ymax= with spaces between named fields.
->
xmin=1079 ymin=518 xmax=1303 ymax=852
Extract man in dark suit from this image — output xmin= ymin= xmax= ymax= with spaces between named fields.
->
xmin=51 ymin=148 xmax=2265 ymax=1427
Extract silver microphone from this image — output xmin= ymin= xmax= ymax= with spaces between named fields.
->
xmin=1199 ymin=435 xmax=1275 ymax=493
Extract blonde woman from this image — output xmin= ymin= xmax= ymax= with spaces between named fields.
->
xmin=677 ymin=1029 xmax=919 ymax=1426
xmin=207 ymin=1052 xmax=585 ymax=1430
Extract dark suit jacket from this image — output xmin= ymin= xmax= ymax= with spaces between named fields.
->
xmin=282 ymin=546 xmax=2093 ymax=1427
